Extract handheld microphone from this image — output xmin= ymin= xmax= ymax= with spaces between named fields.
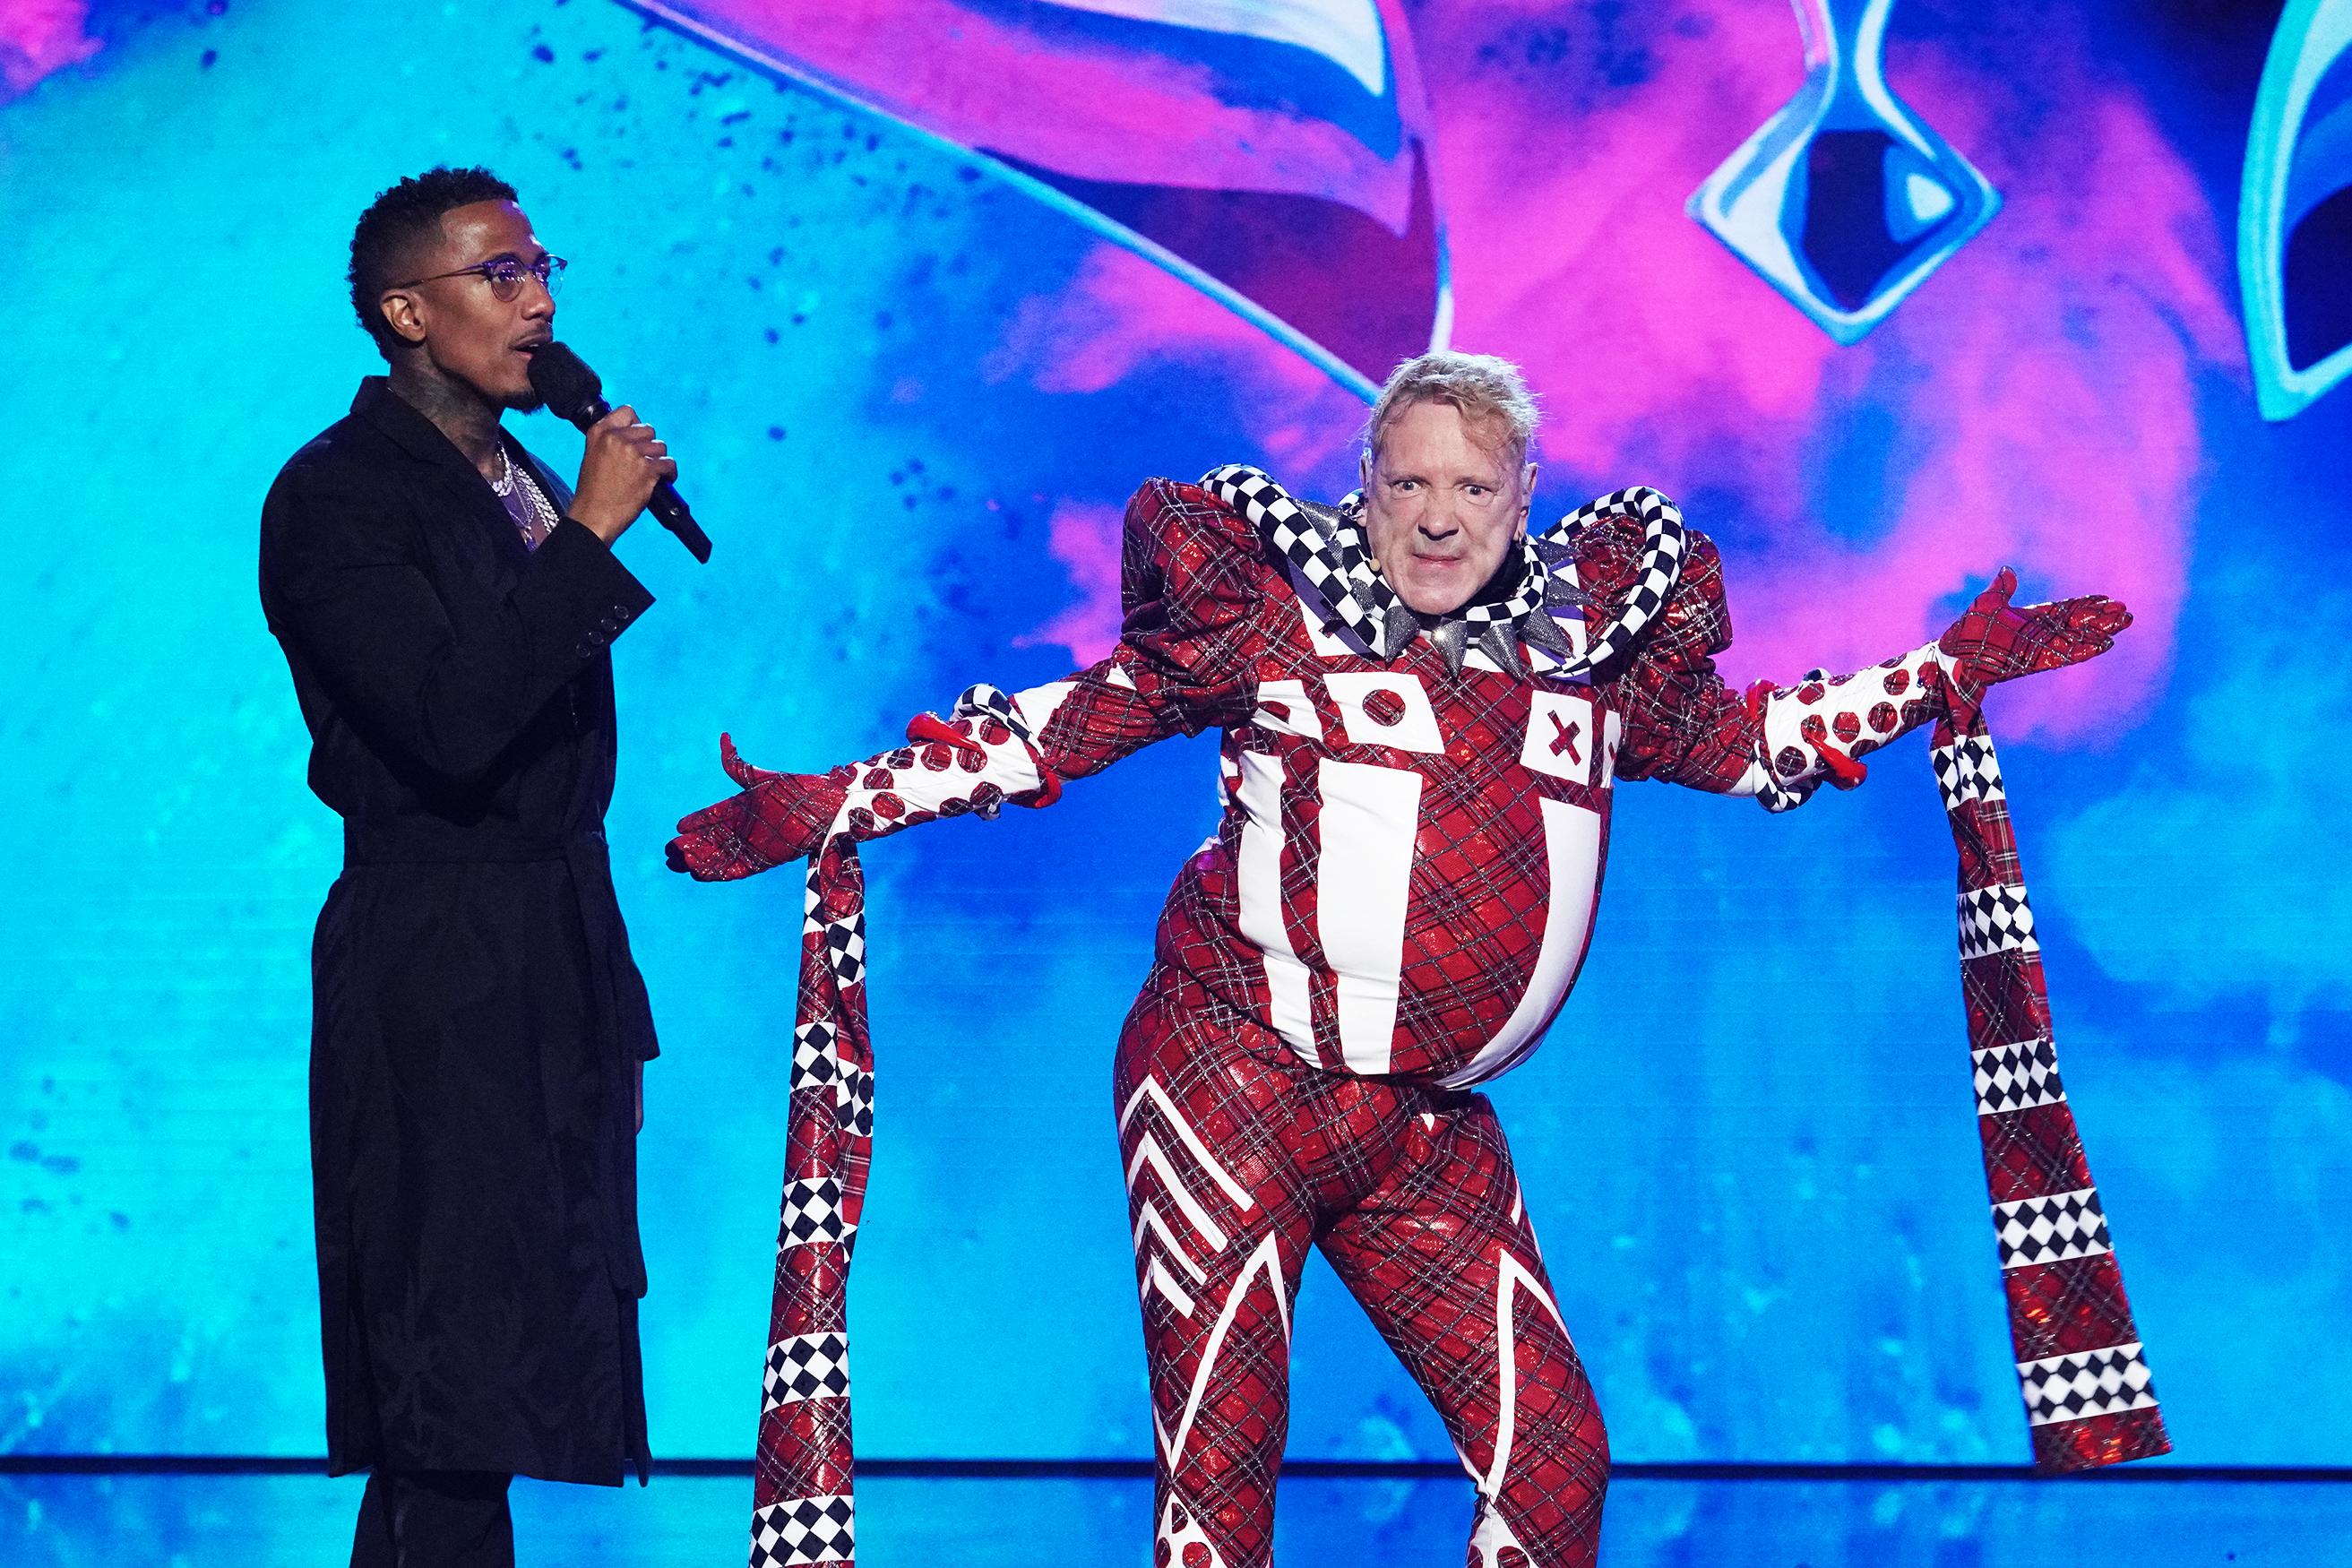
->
xmin=528 ymin=340 xmax=713 ymax=564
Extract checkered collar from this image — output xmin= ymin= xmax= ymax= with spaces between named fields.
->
xmin=1201 ymin=465 xmax=1690 ymax=678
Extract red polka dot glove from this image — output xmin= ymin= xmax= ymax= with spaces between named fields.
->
xmin=668 ymin=696 xmax=1062 ymax=882
xmin=1937 ymin=568 xmax=2132 ymax=725
xmin=1747 ymin=571 xmax=2129 ymax=805
xmin=666 ymin=735 xmax=849 ymax=882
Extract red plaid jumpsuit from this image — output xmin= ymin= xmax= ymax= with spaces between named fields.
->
xmin=676 ymin=470 xmax=2149 ymax=1566
xmin=956 ymin=477 xmax=1799 ymax=1568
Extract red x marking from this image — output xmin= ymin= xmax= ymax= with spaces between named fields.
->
xmin=1548 ymin=712 xmax=1581 ymax=762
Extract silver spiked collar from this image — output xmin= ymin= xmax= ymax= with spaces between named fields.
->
xmin=1201 ymin=464 xmax=1689 ymax=678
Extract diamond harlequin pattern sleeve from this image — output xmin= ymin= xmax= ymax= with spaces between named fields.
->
xmin=738 ymin=478 xmax=1273 ymax=1568
xmin=744 ymin=680 xmax=1088 ymax=1568
xmin=1934 ymin=702 xmax=2169 ymax=1469
xmin=1585 ymin=520 xmax=2166 ymax=1470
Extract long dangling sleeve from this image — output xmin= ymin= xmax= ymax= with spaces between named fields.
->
xmin=744 ymin=476 xmax=1272 ymax=1568
xmin=1582 ymin=518 xmax=2167 ymax=1472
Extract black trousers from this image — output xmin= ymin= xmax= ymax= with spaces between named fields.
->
xmin=350 ymin=1470 xmax=514 ymax=1568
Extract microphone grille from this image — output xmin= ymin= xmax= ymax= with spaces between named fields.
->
xmin=527 ymin=340 xmax=602 ymax=419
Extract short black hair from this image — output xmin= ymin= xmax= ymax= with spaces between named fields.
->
xmin=348 ymin=165 xmax=520 ymax=360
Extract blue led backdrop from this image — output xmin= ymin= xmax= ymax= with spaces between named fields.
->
xmin=1 ymin=0 xmax=2348 ymax=1470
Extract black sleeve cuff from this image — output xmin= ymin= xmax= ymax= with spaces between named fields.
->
xmin=514 ymin=517 xmax=657 ymax=674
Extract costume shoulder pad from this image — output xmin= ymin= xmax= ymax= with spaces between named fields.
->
xmin=1124 ymin=471 xmax=1289 ymax=562
xmin=1667 ymin=529 xmax=1732 ymax=656
xmin=1115 ymin=472 xmax=1282 ymax=624
xmin=1533 ymin=486 xmax=1720 ymax=668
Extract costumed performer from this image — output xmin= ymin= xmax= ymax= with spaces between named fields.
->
xmin=669 ymin=351 xmax=2167 ymax=1568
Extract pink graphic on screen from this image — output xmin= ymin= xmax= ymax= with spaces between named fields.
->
xmin=1012 ymin=499 xmax=1129 ymax=665
xmin=1001 ymin=1 xmax=2239 ymax=744
xmin=11 ymin=0 xmax=2236 ymax=748
xmin=638 ymin=0 xmax=1446 ymax=381
xmin=0 ymin=0 xmax=97 ymax=99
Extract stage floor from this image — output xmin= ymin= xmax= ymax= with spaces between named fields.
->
xmin=4 ymin=1469 xmax=2344 ymax=1565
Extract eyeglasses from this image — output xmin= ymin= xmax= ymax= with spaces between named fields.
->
xmin=388 ymin=254 xmax=567 ymax=302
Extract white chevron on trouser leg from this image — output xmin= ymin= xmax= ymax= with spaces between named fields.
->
xmin=1153 ymin=1233 xmax=1291 ymax=1469
xmin=1123 ymin=1074 xmax=1259 ymax=1322
xmin=1443 ymin=1248 xmax=1572 ymax=1565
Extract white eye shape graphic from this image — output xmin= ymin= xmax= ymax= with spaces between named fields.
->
xmin=2243 ymin=0 xmax=2352 ymax=418
xmin=1687 ymin=0 xmax=2002 ymax=344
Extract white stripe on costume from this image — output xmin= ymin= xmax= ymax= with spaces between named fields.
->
xmin=1315 ymin=758 xmax=1422 ymax=1075
xmin=1236 ymin=750 xmax=1319 ymax=1064
xmin=1441 ymin=796 xmax=1604 ymax=1089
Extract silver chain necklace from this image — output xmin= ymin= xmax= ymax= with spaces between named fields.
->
xmin=489 ymin=443 xmax=559 ymax=542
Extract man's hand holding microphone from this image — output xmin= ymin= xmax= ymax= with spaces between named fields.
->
xmin=531 ymin=340 xmax=713 ymax=561
xmin=567 ymin=401 xmax=675 ymax=545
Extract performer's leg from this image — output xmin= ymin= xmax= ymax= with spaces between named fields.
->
xmin=1320 ymin=1098 xmax=1607 ymax=1568
xmin=349 ymin=1470 xmax=514 ymax=1568
xmin=1116 ymin=1002 xmax=1314 ymax=1568
xmin=349 ymin=1471 xmax=392 ymax=1568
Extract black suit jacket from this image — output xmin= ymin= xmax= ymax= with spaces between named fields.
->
xmin=261 ymin=377 xmax=659 ymax=1485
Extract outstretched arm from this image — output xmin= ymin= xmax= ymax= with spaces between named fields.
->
xmin=667 ymin=478 xmax=1268 ymax=879
xmin=1615 ymin=545 xmax=2129 ymax=808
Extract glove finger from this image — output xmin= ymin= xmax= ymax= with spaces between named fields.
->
xmin=675 ymin=796 xmax=746 ymax=837
xmin=689 ymin=849 xmax=753 ymax=883
xmin=2081 ymin=597 xmax=2132 ymax=636
xmin=719 ymin=732 xmax=775 ymax=788
xmin=2037 ymin=599 xmax=2125 ymax=657
xmin=668 ymin=828 xmax=724 ymax=874
xmin=671 ymin=827 xmax=762 ymax=883
xmin=1968 ymin=566 xmax=2019 ymax=616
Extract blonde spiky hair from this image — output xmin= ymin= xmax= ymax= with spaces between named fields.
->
xmin=1364 ymin=350 xmax=1540 ymax=466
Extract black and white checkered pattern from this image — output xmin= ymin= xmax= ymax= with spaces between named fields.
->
xmin=763 ymin=1331 xmax=851 ymax=1409
xmin=1994 ymin=1185 xmax=2112 ymax=1269
xmin=1933 ymin=735 xmax=2007 ymax=813
xmin=2017 ymin=1341 xmax=2157 ymax=1426
xmin=1199 ymin=465 xmax=1558 ymax=673
xmin=1959 ymin=883 xmax=2037 ymax=959
xmin=1203 ymin=463 xmax=1393 ymax=646
xmin=1747 ymin=768 xmax=1811 ymax=813
xmin=780 ymin=1175 xmax=853 ymax=1248
xmin=750 ymin=1494 xmax=855 ymax=1566
xmin=793 ymin=1019 xmax=839 ymax=1087
xmin=835 ymin=1060 xmax=873 ymax=1138
xmin=1973 ymin=1038 xmax=2067 ymax=1115
xmin=952 ymin=681 xmax=1038 ymax=744
xmin=821 ymin=912 xmax=866 ymax=986
xmin=1546 ymin=486 xmax=1688 ymax=675
xmin=792 ymin=1015 xmax=868 ymax=1132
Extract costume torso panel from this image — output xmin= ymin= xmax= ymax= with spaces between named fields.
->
xmin=1157 ymin=573 xmax=1622 ymax=1086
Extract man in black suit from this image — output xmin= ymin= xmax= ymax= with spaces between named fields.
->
xmin=260 ymin=166 xmax=675 ymax=1568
